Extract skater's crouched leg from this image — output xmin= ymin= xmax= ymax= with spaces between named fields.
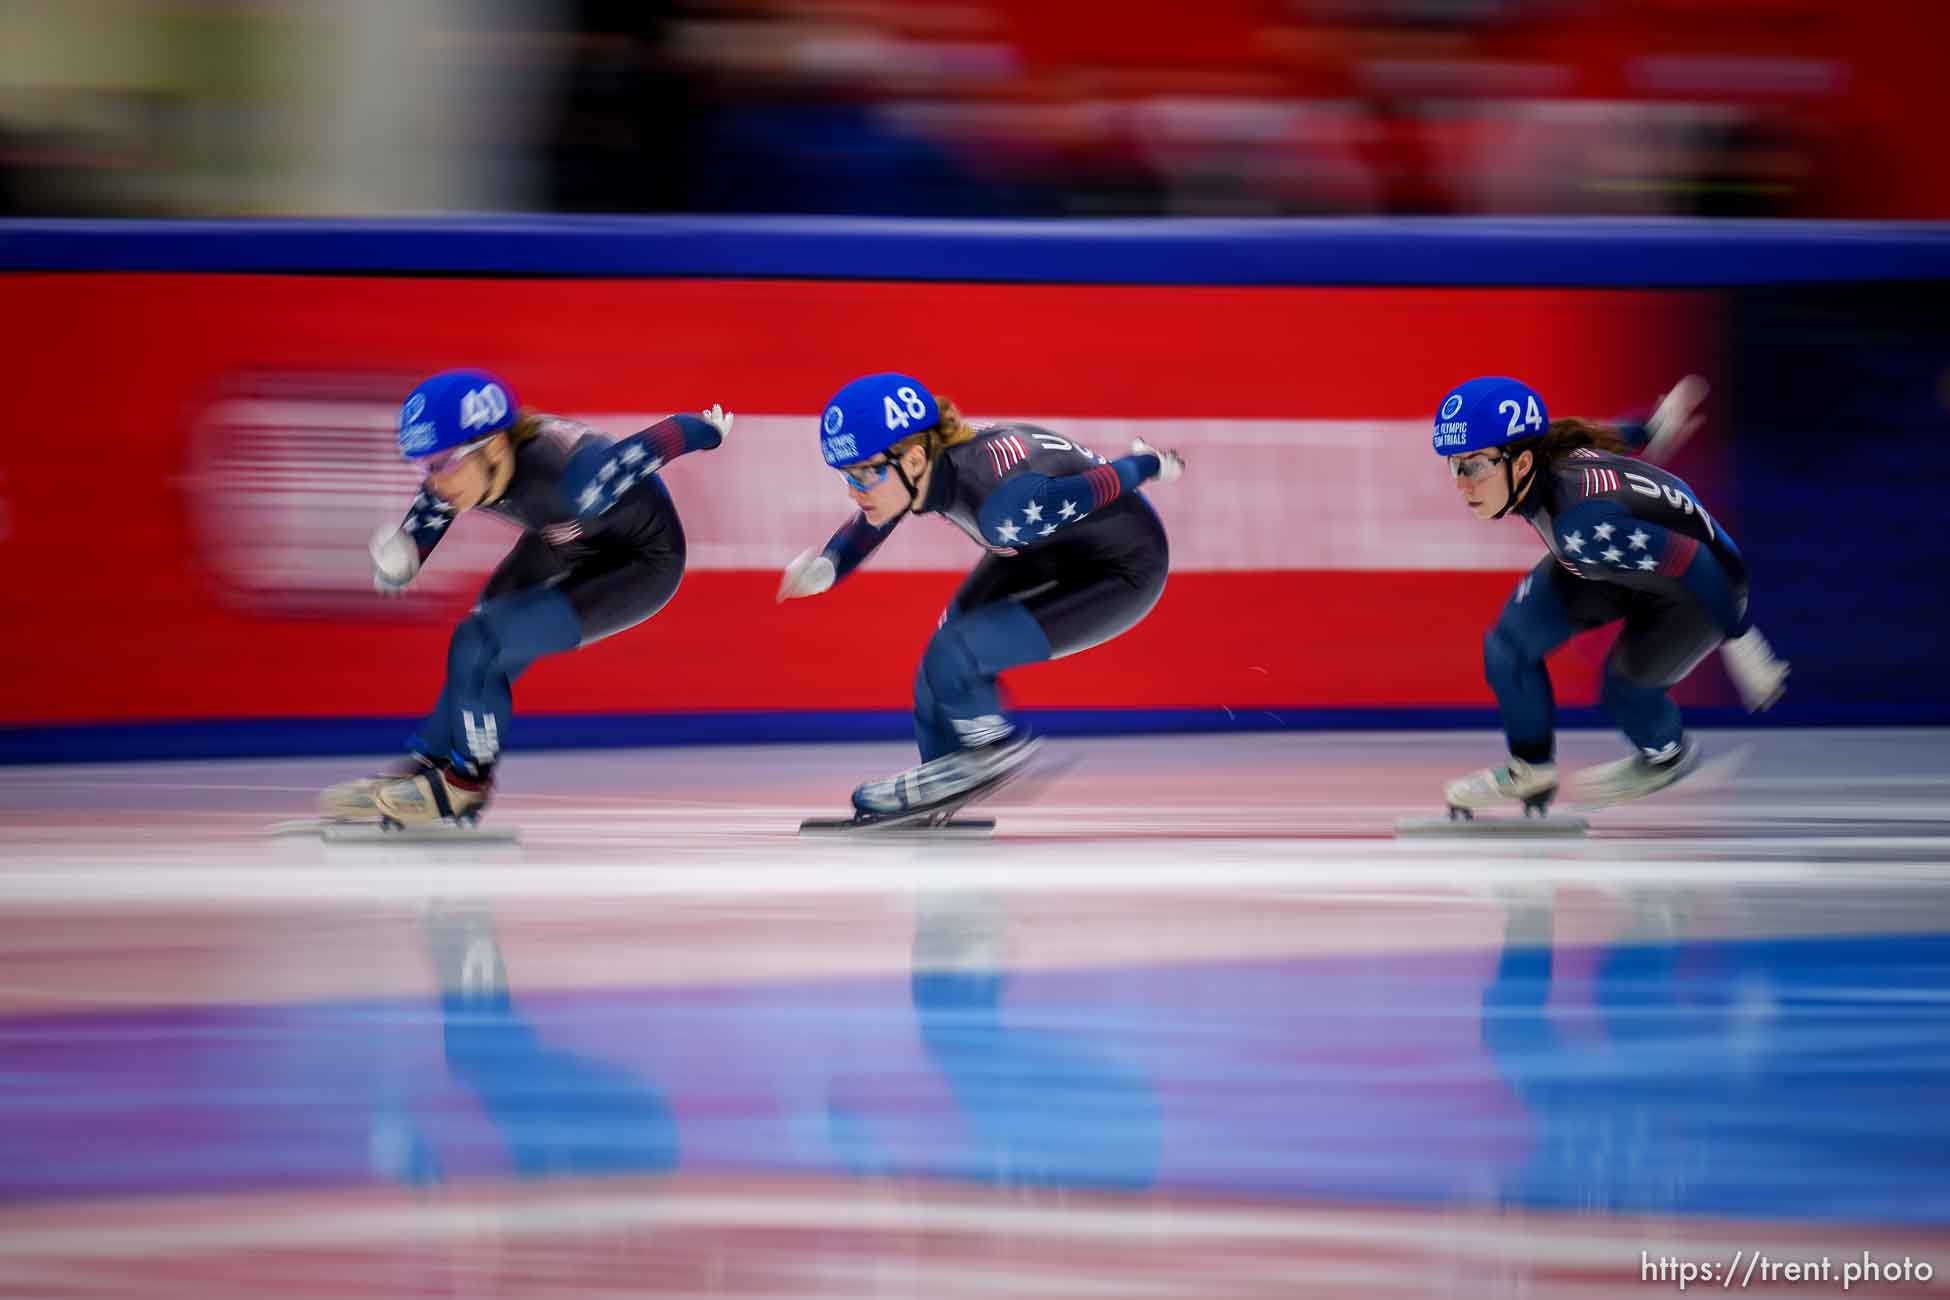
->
xmin=914 ymin=601 xmax=1051 ymax=757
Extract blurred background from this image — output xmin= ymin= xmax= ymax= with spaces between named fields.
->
xmin=2 ymin=1 xmax=1949 ymax=753
xmin=4 ymin=0 xmax=1948 ymax=221
xmin=4 ymin=7 xmax=1950 ymax=1298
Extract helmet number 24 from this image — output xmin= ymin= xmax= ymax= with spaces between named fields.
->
xmin=1499 ymin=396 xmax=1544 ymax=437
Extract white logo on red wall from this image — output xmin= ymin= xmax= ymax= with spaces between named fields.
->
xmin=185 ymin=372 xmax=512 ymax=620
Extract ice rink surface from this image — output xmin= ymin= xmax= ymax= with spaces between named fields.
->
xmin=2 ymin=728 xmax=1947 ymax=1298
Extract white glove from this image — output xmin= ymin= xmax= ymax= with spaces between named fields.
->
xmin=369 ymin=523 xmax=420 ymax=597
xmin=777 ymin=547 xmax=836 ymax=602
xmin=1721 ymin=627 xmax=1789 ymax=712
xmin=700 ymin=403 xmax=734 ymax=439
xmin=1131 ymin=437 xmax=1184 ymax=484
xmin=1643 ymin=374 xmax=1709 ymax=463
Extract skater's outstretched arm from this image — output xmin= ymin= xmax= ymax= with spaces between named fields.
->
xmin=974 ymin=439 xmax=1183 ymax=547
xmin=561 ymin=406 xmax=730 ymax=521
xmin=824 ymin=509 xmax=902 ymax=577
xmin=776 ymin=509 xmax=904 ymax=601
xmin=367 ymin=486 xmax=455 ymax=595
xmin=399 ymin=487 xmax=457 ymax=560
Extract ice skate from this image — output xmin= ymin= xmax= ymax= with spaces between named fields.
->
xmin=276 ymin=763 xmax=519 ymax=843
xmin=372 ymin=765 xmax=493 ymax=827
xmin=1445 ymin=757 xmax=1560 ymax=820
xmin=292 ymin=766 xmax=522 ymax=843
xmin=1397 ymin=757 xmax=1586 ymax=836
xmin=852 ymin=733 xmax=1040 ymax=816
xmin=1571 ymin=736 xmax=1702 ymax=808
xmin=317 ymin=755 xmax=437 ymax=822
xmin=800 ymin=734 xmax=1044 ymax=834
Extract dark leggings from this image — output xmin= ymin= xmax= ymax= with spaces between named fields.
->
xmin=912 ymin=506 xmax=1169 ymax=761
xmin=1486 ymin=555 xmax=1727 ymax=764
xmin=410 ymin=524 xmax=685 ymax=773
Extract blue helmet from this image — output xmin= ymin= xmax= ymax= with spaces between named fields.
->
xmin=1431 ymin=376 xmax=1548 ymax=456
xmin=398 ymin=368 xmax=519 ymax=461
xmin=819 ymin=372 xmax=940 ymax=468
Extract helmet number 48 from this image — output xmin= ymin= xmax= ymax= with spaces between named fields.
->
xmin=882 ymin=387 xmax=929 ymax=431
xmin=1499 ymin=396 xmax=1544 ymax=438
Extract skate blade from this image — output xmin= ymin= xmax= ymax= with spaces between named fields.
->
xmin=1395 ymin=814 xmax=1589 ymax=837
xmin=269 ymin=818 xmax=519 ymax=844
xmin=325 ymin=822 xmax=520 ymax=844
xmin=798 ymin=816 xmax=995 ymax=837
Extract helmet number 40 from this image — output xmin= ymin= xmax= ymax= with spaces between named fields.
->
xmin=882 ymin=387 xmax=929 ymax=431
xmin=460 ymin=384 xmax=509 ymax=430
xmin=1499 ymin=396 xmax=1544 ymax=438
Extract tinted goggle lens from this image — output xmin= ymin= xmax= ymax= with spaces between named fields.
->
xmin=420 ymin=436 xmax=493 ymax=475
xmin=837 ymin=459 xmax=895 ymax=489
xmin=1449 ymin=453 xmax=1504 ymax=482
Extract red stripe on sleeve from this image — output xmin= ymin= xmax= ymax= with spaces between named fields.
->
xmin=1660 ymin=533 xmax=1699 ymax=576
xmin=649 ymin=424 xmax=684 ymax=462
xmin=1087 ymin=465 xmax=1118 ymax=508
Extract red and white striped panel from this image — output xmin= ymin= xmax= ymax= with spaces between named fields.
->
xmin=984 ymin=433 xmax=1028 ymax=479
xmin=1580 ymin=466 xmax=1621 ymax=497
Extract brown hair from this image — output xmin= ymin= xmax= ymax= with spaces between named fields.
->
xmin=1513 ymin=416 xmax=1635 ymax=467
xmin=888 ymin=397 xmax=980 ymax=462
xmin=504 ymin=410 xmax=546 ymax=449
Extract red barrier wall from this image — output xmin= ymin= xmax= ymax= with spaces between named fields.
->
xmin=0 ymin=275 xmax=1718 ymax=726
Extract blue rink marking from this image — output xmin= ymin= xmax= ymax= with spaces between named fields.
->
xmin=4 ymin=931 xmax=1947 ymax=1223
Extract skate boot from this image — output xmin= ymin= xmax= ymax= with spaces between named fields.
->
xmin=371 ymin=765 xmax=493 ymax=828
xmin=1573 ymin=736 xmax=1701 ymax=808
xmin=853 ymin=733 xmax=1040 ymax=817
xmin=1444 ymin=756 xmax=1559 ymax=821
xmin=319 ymin=754 xmax=438 ymax=821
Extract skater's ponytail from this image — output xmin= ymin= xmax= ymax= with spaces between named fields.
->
xmin=890 ymin=397 xmax=980 ymax=463
xmin=1482 ymin=418 xmax=1635 ymax=519
xmin=1514 ymin=418 xmax=1635 ymax=468
xmin=504 ymin=410 xmax=548 ymax=449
